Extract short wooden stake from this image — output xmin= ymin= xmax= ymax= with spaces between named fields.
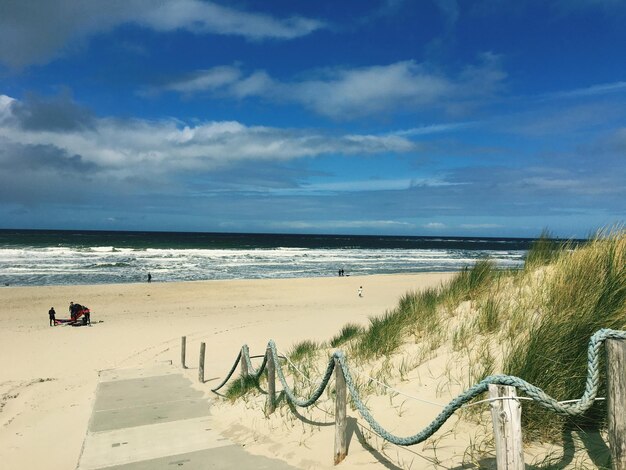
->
xmin=607 ymin=338 xmax=626 ymax=470
xmin=489 ymin=384 xmax=524 ymax=470
xmin=198 ymin=342 xmax=206 ymax=383
xmin=334 ymin=357 xmax=347 ymax=465
xmin=266 ymin=347 xmax=276 ymax=415
xmin=181 ymin=336 xmax=187 ymax=369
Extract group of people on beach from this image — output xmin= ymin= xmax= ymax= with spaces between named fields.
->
xmin=48 ymin=301 xmax=90 ymax=326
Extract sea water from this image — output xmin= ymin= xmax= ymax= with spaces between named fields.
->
xmin=0 ymin=229 xmax=533 ymax=286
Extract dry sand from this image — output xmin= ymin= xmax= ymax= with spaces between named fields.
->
xmin=0 ymin=273 xmax=465 ymax=469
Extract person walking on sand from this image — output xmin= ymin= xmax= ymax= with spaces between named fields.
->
xmin=358 ymin=286 xmax=363 ymax=297
xmin=49 ymin=307 xmax=56 ymax=326
xmin=148 ymin=272 xmax=152 ymax=283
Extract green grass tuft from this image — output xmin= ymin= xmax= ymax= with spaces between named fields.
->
xmin=355 ymin=310 xmax=406 ymax=359
xmin=476 ymin=296 xmax=500 ymax=334
xmin=288 ymin=340 xmax=318 ymax=362
xmin=505 ymin=230 xmax=626 ymax=439
xmin=329 ymin=323 xmax=363 ymax=347
xmin=225 ymin=374 xmax=261 ymax=401
xmin=442 ymin=258 xmax=496 ymax=307
xmin=524 ymin=229 xmax=569 ymax=269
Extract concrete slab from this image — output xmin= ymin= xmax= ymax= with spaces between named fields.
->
xmin=99 ymin=446 xmax=298 ymax=470
xmin=99 ymin=364 xmax=176 ymax=382
xmin=94 ymin=374 xmax=203 ymax=411
xmin=91 ymin=398 xmax=209 ymax=432
xmin=79 ymin=416 xmax=230 ymax=469
xmin=78 ymin=365 xmax=298 ymax=470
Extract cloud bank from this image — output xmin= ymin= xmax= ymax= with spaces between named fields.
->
xmin=0 ymin=0 xmax=325 ymax=68
xmin=0 ymin=92 xmax=417 ymax=204
xmin=148 ymin=54 xmax=506 ymax=118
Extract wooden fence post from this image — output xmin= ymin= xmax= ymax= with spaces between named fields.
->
xmin=266 ymin=347 xmax=276 ymax=415
xmin=198 ymin=342 xmax=206 ymax=383
xmin=240 ymin=346 xmax=249 ymax=380
xmin=334 ymin=357 xmax=347 ymax=465
xmin=489 ymin=384 xmax=524 ymax=470
xmin=607 ymin=338 xmax=626 ymax=470
xmin=181 ymin=336 xmax=186 ymax=369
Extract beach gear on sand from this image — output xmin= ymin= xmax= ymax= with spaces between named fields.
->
xmin=55 ymin=305 xmax=91 ymax=326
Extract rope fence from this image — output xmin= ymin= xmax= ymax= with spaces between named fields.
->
xmin=187 ymin=328 xmax=626 ymax=469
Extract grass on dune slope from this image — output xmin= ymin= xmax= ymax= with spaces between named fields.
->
xmin=227 ymin=229 xmax=626 ymax=446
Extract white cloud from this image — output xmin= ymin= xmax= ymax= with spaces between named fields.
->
xmin=391 ymin=122 xmax=475 ymax=136
xmin=459 ymin=223 xmax=503 ymax=229
xmin=270 ymin=220 xmax=414 ymax=230
xmin=0 ymin=1 xmax=325 ymax=68
xmin=152 ymin=57 xmax=506 ymax=119
xmin=0 ymin=93 xmax=417 ymax=179
xmin=162 ymin=66 xmax=243 ymax=94
xmin=546 ymin=81 xmax=626 ymax=99
xmin=0 ymin=95 xmax=16 ymax=124
xmin=230 ymin=71 xmax=275 ymax=98
xmin=137 ymin=0 xmax=324 ymax=39
xmin=288 ymin=61 xmax=453 ymax=117
xmin=424 ymin=222 xmax=446 ymax=229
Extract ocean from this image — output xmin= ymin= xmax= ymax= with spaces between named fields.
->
xmin=0 ymin=229 xmax=535 ymax=286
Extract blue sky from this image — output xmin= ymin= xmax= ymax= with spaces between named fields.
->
xmin=0 ymin=0 xmax=625 ymax=238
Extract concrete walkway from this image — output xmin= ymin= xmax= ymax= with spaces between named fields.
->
xmin=77 ymin=364 xmax=296 ymax=469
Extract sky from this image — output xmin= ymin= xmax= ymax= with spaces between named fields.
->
xmin=0 ymin=0 xmax=625 ymax=238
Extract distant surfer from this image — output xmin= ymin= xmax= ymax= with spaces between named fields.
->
xmin=147 ymin=272 xmax=152 ymax=283
xmin=49 ymin=307 xmax=56 ymax=326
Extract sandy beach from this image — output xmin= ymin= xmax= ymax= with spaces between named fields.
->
xmin=0 ymin=273 xmax=456 ymax=469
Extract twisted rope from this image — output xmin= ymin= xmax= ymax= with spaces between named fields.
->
xmin=211 ymin=348 xmax=242 ymax=392
xmin=269 ymin=339 xmax=336 ymax=407
xmin=241 ymin=344 xmax=268 ymax=379
xmin=213 ymin=328 xmax=626 ymax=446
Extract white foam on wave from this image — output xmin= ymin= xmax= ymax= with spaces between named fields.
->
xmin=0 ymin=245 xmax=527 ymax=286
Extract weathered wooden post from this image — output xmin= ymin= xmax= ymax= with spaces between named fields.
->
xmin=198 ymin=342 xmax=206 ymax=383
xmin=181 ymin=336 xmax=187 ymax=369
xmin=489 ymin=384 xmax=524 ymax=470
xmin=266 ymin=346 xmax=276 ymax=415
xmin=334 ymin=357 xmax=347 ymax=465
xmin=240 ymin=346 xmax=249 ymax=381
xmin=607 ymin=338 xmax=626 ymax=470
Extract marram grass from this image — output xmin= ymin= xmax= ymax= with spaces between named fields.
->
xmin=505 ymin=230 xmax=626 ymax=439
xmin=288 ymin=340 xmax=318 ymax=362
xmin=227 ymin=229 xmax=625 ymax=452
xmin=347 ymin=229 xmax=623 ymax=441
xmin=225 ymin=374 xmax=262 ymax=401
xmin=329 ymin=323 xmax=363 ymax=348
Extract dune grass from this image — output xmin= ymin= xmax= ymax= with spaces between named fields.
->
xmin=524 ymin=229 xmax=568 ymax=269
xmin=504 ymin=230 xmax=626 ymax=439
xmin=329 ymin=323 xmax=363 ymax=348
xmin=225 ymin=374 xmax=262 ymax=401
xmin=442 ymin=258 xmax=497 ymax=305
xmin=336 ymin=229 xmax=624 ymax=440
xmin=288 ymin=340 xmax=318 ymax=362
xmin=224 ymin=228 xmax=625 ymax=453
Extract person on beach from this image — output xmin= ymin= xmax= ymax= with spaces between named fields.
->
xmin=69 ymin=302 xmax=75 ymax=321
xmin=48 ymin=307 xmax=56 ymax=326
xmin=148 ymin=273 xmax=152 ymax=283
xmin=358 ymin=286 xmax=363 ymax=297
